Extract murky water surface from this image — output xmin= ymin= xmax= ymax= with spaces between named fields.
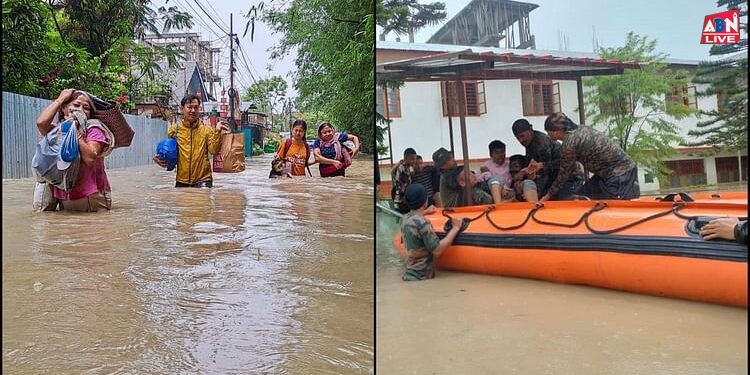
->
xmin=3 ymin=154 xmax=373 ymax=374
xmin=376 ymin=210 xmax=747 ymax=375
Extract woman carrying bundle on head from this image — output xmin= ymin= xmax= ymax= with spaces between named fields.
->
xmin=34 ymin=88 xmax=115 ymax=212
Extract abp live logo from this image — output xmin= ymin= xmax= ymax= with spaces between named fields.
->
xmin=701 ymin=9 xmax=740 ymax=44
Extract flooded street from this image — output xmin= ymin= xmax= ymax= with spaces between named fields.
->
xmin=376 ymin=211 xmax=747 ymax=375
xmin=3 ymin=154 xmax=373 ymax=374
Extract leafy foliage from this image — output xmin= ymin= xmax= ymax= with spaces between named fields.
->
xmin=241 ymin=76 xmax=288 ymax=130
xmin=377 ymin=0 xmax=447 ymax=42
xmin=687 ymin=0 xmax=748 ymax=152
xmin=2 ymin=0 xmax=57 ymax=95
xmin=262 ymin=0 xmax=374 ymax=153
xmin=2 ymin=0 xmax=191 ymax=106
xmin=583 ymin=33 xmax=693 ymax=179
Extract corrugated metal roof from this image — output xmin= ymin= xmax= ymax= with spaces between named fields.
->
xmin=377 ymin=42 xmax=647 ymax=81
xmin=376 ymin=44 xmax=640 ymax=81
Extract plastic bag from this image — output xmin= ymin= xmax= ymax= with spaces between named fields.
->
xmin=156 ymin=138 xmax=178 ymax=171
xmin=58 ymin=119 xmax=79 ymax=164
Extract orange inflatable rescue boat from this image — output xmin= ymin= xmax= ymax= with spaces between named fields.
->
xmin=390 ymin=191 xmax=748 ymax=308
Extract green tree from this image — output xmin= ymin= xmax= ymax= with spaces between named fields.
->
xmin=583 ymin=32 xmax=694 ymax=179
xmin=241 ymin=76 xmax=288 ymax=131
xmin=262 ymin=0 xmax=374 ymax=153
xmin=377 ymin=0 xmax=447 ymax=42
xmin=687 ymin=0 xmax=748 ymax=151
xmin=2 ymin=0 xmax=57 ymax=95
xmin=2 ymin=0 xmax=192 ymax=102
xmin=51 ymin=0 xmax=192 ymax=68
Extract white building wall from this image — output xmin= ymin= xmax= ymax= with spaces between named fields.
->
xmin=381 ymin=73 xmax=745 ymax=194
xmin=384 ymin=78 xmax=583 ymax=163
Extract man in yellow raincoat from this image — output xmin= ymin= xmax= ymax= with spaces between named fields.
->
xmin=153 ymin=94 xmax=231 ymax=187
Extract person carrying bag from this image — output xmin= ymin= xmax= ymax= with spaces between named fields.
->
xmin=33 ymin=89 xmax=115 ymax=212
xmin=312 ymin=122 xmax=360 ymax=177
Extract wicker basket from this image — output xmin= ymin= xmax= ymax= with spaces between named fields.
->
xmin=87 ymin=93 xmax=135 ymax=149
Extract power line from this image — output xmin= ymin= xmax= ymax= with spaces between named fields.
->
xmin=197 ymin=0 xmax=229 ymax=31
xmin=191 ymin=0 xmax=230 ymax=35
xmin=236 ymin=42 xmax=260 ymax=83
xmin=172 ymin=0 xmax=226 ymax=40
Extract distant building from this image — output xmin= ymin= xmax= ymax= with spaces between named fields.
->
xmin=426 ymin=0 xmax=537 ymax=49
xmin=140 ymin=33 xmax=221 ymax=98
xmin=133 ymin=61 xmax=212 ymax=119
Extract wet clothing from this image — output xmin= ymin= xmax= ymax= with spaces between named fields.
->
xmin=392 ymin=161 xmax=414 ymax=211
xmin=735 ymin=221 xmax=748 ymax=245
xmin=439 ymin=167 xmax=493 ymax=208
xmin=175 ymin=180 xmax=213 ymax=188
xmin=167 ymin=119 xmax=222 ymax=186
xmin=401 ymin=211 xmax=441 ymax=281
xmin=548 ymin=126 xmax=638 ymax=200
xmin=313 ymin=132 xmax=350 ymax=177
xmin=523 ymin=130 xmax=583 ymax=199
xmin=274 ymin=139 xmax=309 ymax=176
xmin=52 ymin=125 xmax=112 ymax=205
xmin=60 ymin=190 xmax=111 ymax=212
xmin=583 ymin=166 xmax=639 ymax=200
xmin=396 ymin=166 xmax=439 ymax=213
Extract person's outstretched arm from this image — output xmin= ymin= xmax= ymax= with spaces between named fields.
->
xmin=700 ymin=217 xmax=747 ymax=244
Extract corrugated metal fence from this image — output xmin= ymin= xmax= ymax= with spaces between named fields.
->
xmin=2 ymin=92 xmax=168 ymax=179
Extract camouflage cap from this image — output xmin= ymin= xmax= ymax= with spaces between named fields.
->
xmin=431 ymin=147 xmax=453 ymax=169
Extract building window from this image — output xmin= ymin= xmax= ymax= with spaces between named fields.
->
xmin=716 ymin=90 xmax=728 ymax=113
xmin=440 ymin=81 xmax=487 ymax=116
xmin=598 ymin=80 xmax=634 ymax=115
xmin=664 ymin=159 xmax=706 ymax=188
xmin=715 ymin=156 xmax=748 ymax=183
xmin=376 ymin=86 xmax=401 ymax=118
xmin=521 ymin=81 xmax=560 ymax=116
xmin=644 ymin=173 xmax=654 ymax=183
xmin=666 ymin=85 xmax=697 ymax=109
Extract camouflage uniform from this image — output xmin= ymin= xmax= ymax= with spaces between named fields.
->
xmin=548 ymin=126 xmax=638 ymax=199
xmin=523 ymin=130 xmax=584 ymax=199
xmin=392 ymin=162 xmax=413 ymax=201
xmin=401 ymin=211 xmax=442 ymax=281
xmin=439 ymin=167 xmax=493 ymax=208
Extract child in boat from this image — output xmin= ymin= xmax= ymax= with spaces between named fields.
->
xmin=509 ymin=154 xmax=539 ymax=202
xmin=401 ymin=183 xmax=463 ymax=281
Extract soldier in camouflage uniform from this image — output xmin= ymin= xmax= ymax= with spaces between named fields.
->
xmin=432 ymin=147 xmax=494 ymax=208
xmin=540 ymin=112 xmax=640 ymax=201
xmin=511 ymin=118 xmax=584 ymax=200
xmin=401 ymin=183 xmax=462 ymax=281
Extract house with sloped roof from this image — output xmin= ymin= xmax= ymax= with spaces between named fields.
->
xmin=377 ymin=40 xmax=746 ymax=193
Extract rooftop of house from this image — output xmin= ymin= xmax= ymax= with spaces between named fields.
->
xmin=377 ymin=41 xmax=703 ymax=66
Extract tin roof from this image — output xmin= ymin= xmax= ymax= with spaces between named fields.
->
xmin=377 ymin=41 xmax=645 ymax=81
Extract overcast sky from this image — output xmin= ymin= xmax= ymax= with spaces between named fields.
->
xmin=381 ymin=0 xmax=733 ymax=61
xmin=156 ymin=0 xmax=736 ymax=100
xmin=153 ymin=0 xmax=298 ymax=98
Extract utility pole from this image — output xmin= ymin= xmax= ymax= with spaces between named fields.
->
xmin=287 ymin=98 xmax=292 ymax=129
xmin=228 ymin=13 xmax=238 ymax=131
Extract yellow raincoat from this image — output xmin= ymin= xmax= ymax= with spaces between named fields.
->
xmin=167 ymin=119 xmax=222 ymax=185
